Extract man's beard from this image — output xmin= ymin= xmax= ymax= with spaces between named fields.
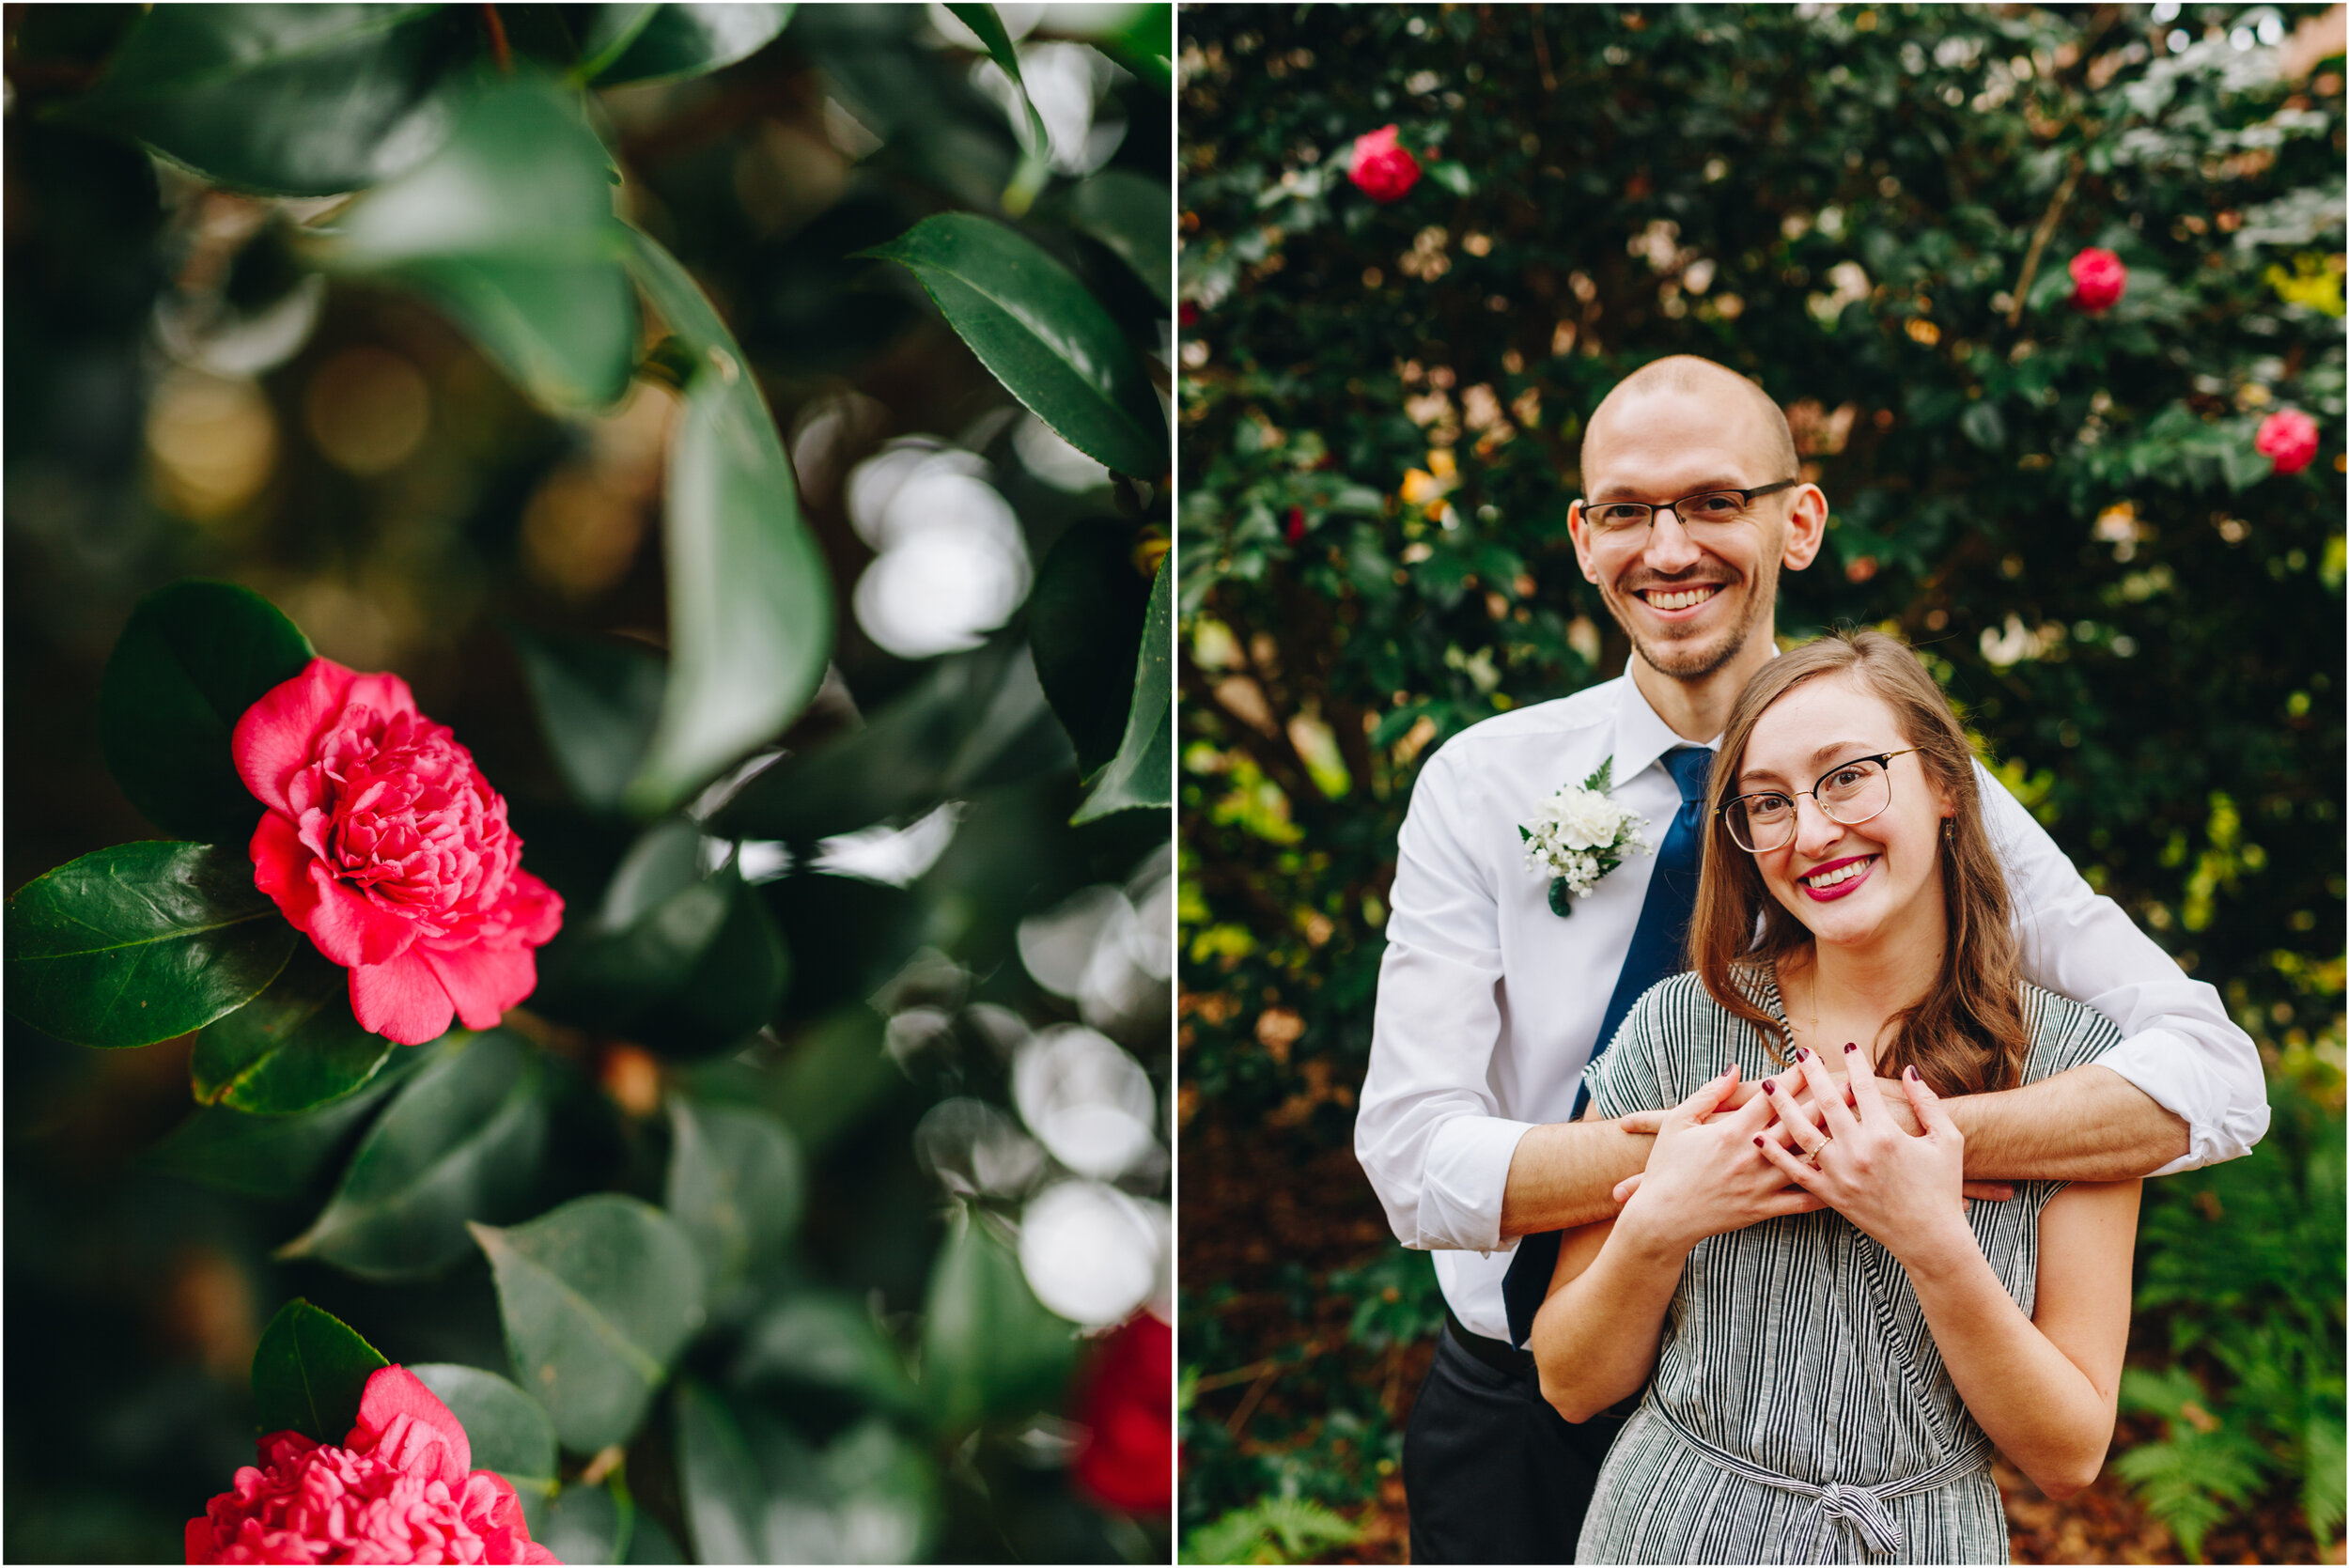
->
xmin=1604 ymin=560 xmax=1777 ymax=681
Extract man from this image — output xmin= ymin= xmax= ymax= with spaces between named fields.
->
xmin=1355 ymin=355 xmax=2270 ymax=1563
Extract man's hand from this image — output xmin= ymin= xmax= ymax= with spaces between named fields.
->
xmin=1754 ymin=1046 xmax=1978 ymax=1272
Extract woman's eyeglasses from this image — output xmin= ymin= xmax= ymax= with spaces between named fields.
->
xmin=1719 ymin=750 xmax=1921 ymax=853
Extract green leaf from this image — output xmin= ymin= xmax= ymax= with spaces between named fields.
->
xmin=945 ymin=4 xmax=1050 ymax=164
xmin=5 ymin=841 xmax=296 ymax=1048
xmin=148 ymin=1051 xmax=423 ymax=1198
xmin=919 ymin=1205 xmax=1076 ymax=1433
xmin=1071 ymin=554 xmax=1171 ymax=822
xmin=409 ymin=1363 xmax=558 ymax=1511
xmin=55 ymin=4 xmax=471 ymax=196
xmin=734 ymin=1293 xmax=917 ymax=1413
xmin=97 ymin=580 xmax=313 ymax=843
xmin=710 ymin=638 xmax=1071 ymax=842
xmin=472 ymin=1194 xmax=706 ymax=1452
xmin=1031 ymin=522 xmax=1155 ymax=775
xmin=1061 ymin=172 xmax=1174 ymax=306
xmin=864 ymin=213 xmax=1168 ymax=478
xmin=621 ymin=230 xmax=834 ymax=816
xmin=1090 ymin=3 xmax=1171 ymax=91
xmin=509 ymin=627 xmax=665 ymax=816
xmin=317 ymin=76 xmax=636 ymax=411
xmin=1958 ymin=399 xmax=2007 ymax=451
xmin=533 ymin=823 xmax=788 ymax=1057
xmin=583 ymin=4 xmax=792 ymax=85
xmin=192 ymin=945 xmax=397 ymax=1114
xmin=664 ymin=1097 xmax=804 ymax=1295
xmin=279 ymin=1031 xmax=551 ymax=1279
xmin=250 ymin=1298 xmax=389 ymax=1442
xmin=677 ymin=1384 xmax=936 ymax=1563
xmin=540 ymin=1480 xmax=630 ymax=1566
xmin=1426 ymin=160 xmax=1473 ymax=196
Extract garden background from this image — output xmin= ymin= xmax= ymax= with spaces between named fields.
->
xmin=5 ymin=5 xmax=1173 ymax=1562
xmin=1175 ymin=5 xmax=2344 ymax=1563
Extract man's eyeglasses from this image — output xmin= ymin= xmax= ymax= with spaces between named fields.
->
xmin=1579 ymin=478 xmax=1801 ymax=536
xmin=1719 ymin=749 xmax=1921 ymax=853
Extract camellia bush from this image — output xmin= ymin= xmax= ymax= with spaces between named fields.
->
xmin=5 ymin=5 xmax=1172 ymax=1562
xmin=1177 ymin=5 xmax=2341 ymax=1562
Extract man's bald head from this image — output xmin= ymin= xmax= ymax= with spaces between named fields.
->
xmin=1580 ymin=356 xmax=1797 ymax=484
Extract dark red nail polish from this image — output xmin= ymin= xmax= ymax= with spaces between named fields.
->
xmin=1752 ymin=1136 xmax=1766 ymax=1147
xmin=1795 ymin=1048 xmax=1809 ymax=1061
xmin=1906 ymin=1065 xmax=1920 ymax=1080
xmin=1843 ymin=1041 xmax=1858 ymax=1053
xmin=1761 ymin=1079 xmax=1776 ymax=1094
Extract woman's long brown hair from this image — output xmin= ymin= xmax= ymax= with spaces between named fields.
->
xmin=1688 ymin=629 xmax=2030 ymax=1094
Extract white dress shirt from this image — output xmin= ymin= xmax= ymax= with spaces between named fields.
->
xmin=1355 ymin=675 xmax=2272 ymax=1342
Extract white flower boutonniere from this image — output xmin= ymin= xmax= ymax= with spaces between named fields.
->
xmin=1519 ymin=758 xmax=1653 ymax=917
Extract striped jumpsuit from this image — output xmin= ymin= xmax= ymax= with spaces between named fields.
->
xmin=1571 ymin=969 xmax=2121 ymax=1565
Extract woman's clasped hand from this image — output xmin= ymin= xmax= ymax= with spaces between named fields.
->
xmin=1751 ymin=1047 xmax=1973 ymax=1261
xmin=1617 ymin=1063 xmax=1828 ymax=1248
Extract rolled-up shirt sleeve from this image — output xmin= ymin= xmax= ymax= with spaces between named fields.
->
xmin=1980 ymin=760 xmax=2270 ymax=1172
xmin=1357 ymin=748 xmax=1532 ymax=1253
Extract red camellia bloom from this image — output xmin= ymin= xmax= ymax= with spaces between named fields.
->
xmin=2067 ymin=246 xmax=2127 ymax=314
xmin=1286 ymin=505 xmax=1309 ymax=545
xmin=1348 ymin=124 xmax=1421 ymax=204
xmin=1071 ymin=1310 xmax=1173 ymax=1514
xmin=188 ymin=1365 xmax=558 ymax=1564
xmin=234 ymin=658 xmax=562 ymax=1046
xmin=2255 ymin=408 xmax=2320 ymax=475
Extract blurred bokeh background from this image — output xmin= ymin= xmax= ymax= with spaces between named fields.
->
xmin=1176 ymin=5 xmax=2341 ymax=1563
xmin=6 ymin=4 xmax=1171 ymax=1561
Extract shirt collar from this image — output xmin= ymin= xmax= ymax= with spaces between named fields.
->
xmin=1611 ymin=673 xmax=1721 ymax=785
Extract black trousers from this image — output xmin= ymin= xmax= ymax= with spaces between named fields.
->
xmin=1403 ymin=1323 xmax=1626 ymax=1564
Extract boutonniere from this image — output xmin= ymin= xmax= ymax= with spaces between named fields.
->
xmin=1519 ymin=758 xmax=1653 ymax=917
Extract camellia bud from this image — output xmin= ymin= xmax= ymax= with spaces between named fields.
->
xmin=2254 ymin=408 xmax=2320 ymax=475
xmin=1286 ymin=505 xmax=1308 ymax=545
xmin=1347 ymin=124 xmax=1422 ymax=204
xmin=2067 ymin=246 xmax=2127 ymax=314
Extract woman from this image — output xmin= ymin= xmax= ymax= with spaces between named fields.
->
xmin=1531 ymin=630 xmax=2140 ymax=1565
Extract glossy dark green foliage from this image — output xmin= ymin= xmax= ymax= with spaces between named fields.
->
xmin=733 ymin=1292 xmax=918 ymax=1414
xmin=664 ymin=1097 xmax=804 ymax=1300
xmin=472 ymin=1194 xmax=705 ymax=1452
xmin=1031 ymin=522 xmax=1156 ymax=776
xmin=192 ymin=945 xmax=397 ymax=1114
xmin=4 ymin=841 xmax=296 ymax=1048
xmin=711 ymin=640 xmax=1073 ymax=844
xmin=411 ymin=1363 xmax=559 ymax=1517
xmin=97 ymin=579 xmax=312 ymax=843
xmin=280 ymin=1031 xmax=551 ymax=1278
xmin=533 ymin=821 xmax=788 ymax=1057
xmin=148 ymin=1048 xmax=426 ymax=1199
xmin=677 ymin=1382 xmax=939 ymax=1564
xmin=865 ymin=214 xmax=1168 ymax=479
xmin=582 ymin=4 xmax=794 ymax=86
xmin=1072 ymin=556 xmax=1172 ymax=823
xmin=510 ymin=628 xmax=666 ymax=818
xmin=251 ymin=1298 xmax=389 ymax=1441
xmin=622 ymin=231 xmax=834 ymax=817
xmin=541 ymin=1481 xmax=632 ymax=1566
xmin=759 ymin=874 xmax=925 ymax=1024
xmin=920 ymin=1206 xmax=1076 ymax=1434
xmin=56 ymin=4 xmax=474 ymax=196
xmin=319 ymin=75 xmax=636 ymax=411
xmin=944 ymin=4 xmax=1050 ymax=161
xmin=1060 ymin=172 xmax=1174 ymax=307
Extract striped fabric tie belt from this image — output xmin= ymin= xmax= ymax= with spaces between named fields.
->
xmin=1654 ymin=1404 xmax=1993 ymax=1562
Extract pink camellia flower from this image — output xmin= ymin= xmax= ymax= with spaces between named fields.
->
xmin=234 ymin=658 xmax=562 ymax=1046
xmin=1348 ymin=124 xmax=1421 ymax=204
xmin=1070 ymin=1311 xmax=1173 ymax=1514
xmin=2068 ymin=246 xmax=2128 ymax=314
xmin=187 ymin=1364 xmax=558 ymax=1564
xmin=2254 ymin=408 xmax=2320 ymax=475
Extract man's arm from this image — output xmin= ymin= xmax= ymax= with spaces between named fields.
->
xmin=1979 ymin=759 xmax=2269 ymax=1174
xmin=1499 ymin=1115 xmax=1656 ymax=1237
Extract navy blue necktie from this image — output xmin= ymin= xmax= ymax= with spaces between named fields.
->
xmin=1501 ymin=744 xmax=1712 ymax=1351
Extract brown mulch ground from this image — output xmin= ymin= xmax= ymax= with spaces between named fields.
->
xmin=1182 ymin=1120 xmax=2335 ymax=1565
